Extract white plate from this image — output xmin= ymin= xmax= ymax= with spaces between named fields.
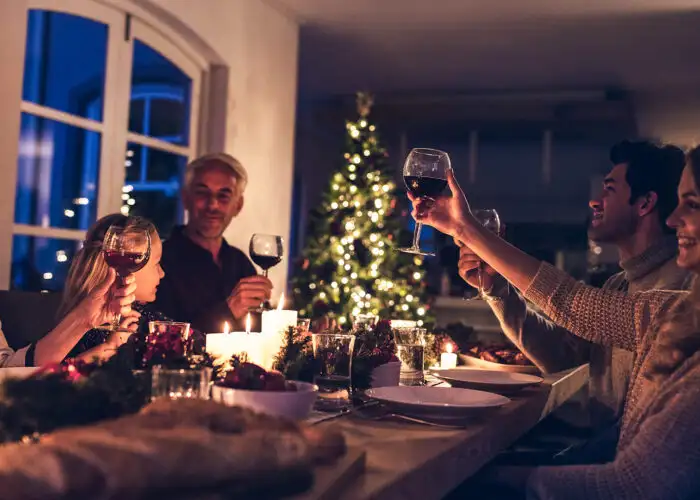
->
xmin=366 ymin=386 xmax=510 ymax=417
xmin=459 ymin=353 xmax=541 ymax=374
xmin=430 ymin=368 xmax=543 ymax=393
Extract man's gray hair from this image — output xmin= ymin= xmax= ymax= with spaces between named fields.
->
xmin=183 ymin=153 xmax=248 ymax=193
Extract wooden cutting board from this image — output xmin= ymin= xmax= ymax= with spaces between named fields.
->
xmin=294 ymin=447 xmax=366 ymax=500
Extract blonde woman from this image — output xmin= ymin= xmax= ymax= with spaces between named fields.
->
xmin=58 ymin=214 xmax=165 ymax=362
xmin=0 ymin=266 xmax=136 ymax=368
xmin=410 ymin=148 xmax=700 ymax=499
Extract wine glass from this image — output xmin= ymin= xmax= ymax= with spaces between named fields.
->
xmin=399 ymin=148 xmax=451 ymax=257
xmin=464 ymin=209 xmax=501 ymax=300
xmin=102 ymin=225 xmax=151 ymax=331
xmin=249 ymin=233 xmax=284 ymax=312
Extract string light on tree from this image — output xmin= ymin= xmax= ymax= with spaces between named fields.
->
xmin=291 ymin=91 xmax=431 ymax=325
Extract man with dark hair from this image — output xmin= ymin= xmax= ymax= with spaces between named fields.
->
xmin=458 ymin=140 xmax=691 ymax=457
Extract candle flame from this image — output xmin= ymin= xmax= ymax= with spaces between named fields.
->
xmin=277 ymin=293 xmax=285 ymax=311
xmin=223 ymin=322 xmax=230 ymax=335
xmin=245 ymin=313 xmax=252 ymax=334
xmin=446 ymin=342 xmax=454 ymax=354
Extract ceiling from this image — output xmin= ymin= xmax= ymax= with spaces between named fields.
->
xmin=272 ymin=0 xmax=700 ymax=97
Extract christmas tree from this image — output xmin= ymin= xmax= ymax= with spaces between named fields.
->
xmin=292 ymin=92 xmax=431 ymax=328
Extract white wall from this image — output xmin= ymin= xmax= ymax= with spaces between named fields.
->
xmin=149 ymin=0 xmax=299 ymax=295
xmin=0 ymin=2 xmax=27 ymax=289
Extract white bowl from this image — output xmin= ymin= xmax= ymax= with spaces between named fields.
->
xmin=370 ymin=361 xmax=401 ymax=388
xmin=211 ymin=381 xmax=318 ymax=420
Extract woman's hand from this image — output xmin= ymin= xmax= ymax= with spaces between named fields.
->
xmin=78 ymin=269 xmax=137 ymax=328
xmin=105 ymin=309 xmax=141 ymax=349
xmin=409 ymin=169 xmax=474 ymax=239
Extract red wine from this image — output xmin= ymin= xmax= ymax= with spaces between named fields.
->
xmin=104 ymin=250 xmax=148 ymax=275
xmin=251 ymin=254 xmax=281 ymax=271
xmin=404 ymin=176 xmax=447 ymax=198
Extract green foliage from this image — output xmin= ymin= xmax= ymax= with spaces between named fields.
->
xmin=292 ymin=92 xmax=432 ymax=327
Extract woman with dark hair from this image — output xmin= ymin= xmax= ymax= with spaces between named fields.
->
xmin=410 ymin=147 xmax=700 ymax=498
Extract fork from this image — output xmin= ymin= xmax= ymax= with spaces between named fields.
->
xmin=361 ymin=411 xmax=468 ymax=429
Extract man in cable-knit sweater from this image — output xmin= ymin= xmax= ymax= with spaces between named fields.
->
xmin=459 ymin=141 xmax=691 ymax=444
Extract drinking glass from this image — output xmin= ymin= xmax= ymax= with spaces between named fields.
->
xmin=312 ymin=333 xmax=355 ymax=412
xmin=150 ymin=366 xmax=212 ymax=401
xmin=102 ymin=225 xmax=151 ymax=331
xmin=296 ymin=318 xmax=311 ymax=333
xmin=352 ymin=313 xmax=377 ymax=333
xmin=399 ymin=148 xmax=451 ymax=257
xmin=463 ymin=209 xmax=501 ymax=300
xmin=249 ymin=234 xmax=284 ymax=312
xmin=393 ymin=327 xmax=426 ymax=386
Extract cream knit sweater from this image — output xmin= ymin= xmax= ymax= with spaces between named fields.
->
xmin=523 ymin=263 xmax=700 ymax=499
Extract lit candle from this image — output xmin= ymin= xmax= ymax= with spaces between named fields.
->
xmin=440 ymin=342 xmax=457 ymax=369
xmin=262 ymin=293 xmax=298 ymax=336
xmin=206 ymin=315 xmax=269 ymax=368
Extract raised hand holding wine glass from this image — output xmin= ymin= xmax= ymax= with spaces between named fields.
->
xmin=463 ymin=209 xmax=501 ymax=300
xmin=102 ymin=225 xmax=151 ymax=331
xmin=249 ymin=233 xmax=284 ymax=312
xmin=400 ymin=148 xmax=451 ymax=257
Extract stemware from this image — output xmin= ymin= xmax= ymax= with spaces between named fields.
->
xmin=463 ymin=209 xmax=501 ymax=300
xmin=249 ymin=233 xmax=284 ymax=312
xmin=399 ymin=148 xmax=451 ymax=257
xmin=102 ymin=225 xmax=151 ymax=331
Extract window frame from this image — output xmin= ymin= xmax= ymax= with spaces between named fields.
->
xmin=9 ymin=0 xmax=206 ymax=290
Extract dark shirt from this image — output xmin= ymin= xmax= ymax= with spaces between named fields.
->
xmin=153 ymin=226 xmax=257 ymax=333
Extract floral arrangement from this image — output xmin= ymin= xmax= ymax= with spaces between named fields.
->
xmin=0 ymin=326 xmax=222 ymax=444
xmin=273 ymin=320 xmax=401 ymax=391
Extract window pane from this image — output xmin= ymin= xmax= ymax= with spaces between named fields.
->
xmin=123 ymin=143 xmax=187 ymax=236
xmin=15 ymin=113 xmax=101 ymax=230
xmin=11 ymin=235 xmax=81 ymax=291
xmin=129 ymin=40 xmax=192 ymax=146
xmin=22 ymin=10 xmax=107 ymax=121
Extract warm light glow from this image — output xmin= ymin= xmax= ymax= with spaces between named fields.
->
xmin=245 ymin=314 xmax=252 ymax=335
xmin=446 ymin=343 xmax=454 ymax=354
xmin=223 ymin=322 xmax=230 ymax=335
xmin=277 ymin=293 xmax=285 ymax=311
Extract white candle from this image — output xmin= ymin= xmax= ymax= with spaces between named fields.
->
xmin=440 ymin=342 xmax=457 ymax=369
xmin=390 ymin=320 xmax=418 ymax=329
xmin=206 ymin=316 xmax=271 ymax=369
xmin=262 ymin=293 xmax=298 ymax=337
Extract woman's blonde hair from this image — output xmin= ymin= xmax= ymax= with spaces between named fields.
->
xmin=649 ymin=146 xmax=700 ymax=380
xmin=57 ymin=214 xmax=157 ymax=320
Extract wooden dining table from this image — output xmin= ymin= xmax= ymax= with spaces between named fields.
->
xmin=305 ymin=365 xmax=589 ymax=500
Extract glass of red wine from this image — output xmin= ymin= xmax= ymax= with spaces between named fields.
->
xmin=102 ymin=225 xmax=151 ymax=331
xmin=249 ymin=233 xmax=284 ymax=312
xmin=399 ymin=148 xmax=451 ymax=257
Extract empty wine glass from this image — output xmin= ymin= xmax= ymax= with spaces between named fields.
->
xmin=464 ymin=209 xmax=501 ymax=300
xmin=249 ymin=233 xmax=284 ymax=312
xmin=399 ymin=148 xmax=451 ymax=257
xmin=102 ymin=225 xmax=151 ymax=330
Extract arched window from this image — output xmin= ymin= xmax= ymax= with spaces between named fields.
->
xmin=12 ymin=0 xmax=205 ymax=291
